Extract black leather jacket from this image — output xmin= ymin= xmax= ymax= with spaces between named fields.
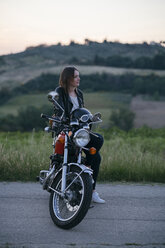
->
xmin=54 ymin=86 xmax=84 ymax=119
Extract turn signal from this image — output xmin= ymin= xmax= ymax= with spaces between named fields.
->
xmin=68 ymin=131 xmax=73 ymax=137
xmin=49 ymin=119 xmax=53 ymax=127
xmin=89 ymin=147 xmax=96 ymax=155
xmin=58 ymin=134 xmax=65 ymax=144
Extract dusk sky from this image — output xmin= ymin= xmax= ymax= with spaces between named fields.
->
xmin=0 ymin=0 xmax=165 ymax=55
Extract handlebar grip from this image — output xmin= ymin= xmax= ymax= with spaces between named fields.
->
xmin=40 ymin=113 xmax=61 ymax=124
xmin=41 ymin=113 xmax=48 ymax=119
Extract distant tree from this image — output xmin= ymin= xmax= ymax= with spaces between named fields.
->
xmin=134 ymin=57 xmax=153 ymax=69
xmin=0 ymin=56 xmax=6 ymax=66
xmin=0 ymin=114 xmax=18 ymax=131
xmin=103 ymin=39 xmax=108 ymax=43
xmin=84 ymin=39 xmax=90 ymax=45
xmin=110 ymin=107 xmax=135 ymax=131
xmin=142 ymin=42 xmax=149 ymax=46
xmin=0 ymin=87 xmax=12 ymax=105
xmin=153 ymin=53 xmax=165 ymax=69
xmin=17 ymin=105 xmax=52 ymax=131
xmin=69 ymin=56 xmax=80 ymax=64
xmin=0 ymin=105 xmax=53 ymax=132
xmin=69 ymin=40 xmax=77 ymax=46
xmin=106 ymin=55 xmax=132 ymax=67
xmin=84 ymin=39 xmax=95 ymax=45
xmin=93 ymin=54 xmax=105 ymax=65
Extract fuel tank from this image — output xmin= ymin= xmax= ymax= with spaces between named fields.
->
xmin=54 ymin=132 xmax=65 ymax=155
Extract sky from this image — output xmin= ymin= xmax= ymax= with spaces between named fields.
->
xmin=0 ymin=0 xmax=165 ymax=55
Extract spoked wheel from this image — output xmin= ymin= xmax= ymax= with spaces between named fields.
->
xmin=49 ymin=166 xmax=93 ymax=229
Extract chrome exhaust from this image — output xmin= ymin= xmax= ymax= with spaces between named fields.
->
xmin=39 ymin=167 xmax=55 ymax=190
xmin=39 ymin=170 xmax=49 ymax=185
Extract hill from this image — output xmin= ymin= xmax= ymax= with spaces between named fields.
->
xmin=0 ymin=40 xmax=165 ymax=89
xmin=1 ymin=40 xmax=165 ymax=130
xmin=2 ymin=40 xmax=165 ymax=65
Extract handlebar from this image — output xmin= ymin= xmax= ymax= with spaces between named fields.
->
xmin=41 ymin=113 xmax=48 ymax=119
xmin=41 ymin=113 xmax=61 ymax=123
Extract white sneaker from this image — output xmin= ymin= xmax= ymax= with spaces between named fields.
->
xmin=92 ymin=191 xmax=105 ymax=204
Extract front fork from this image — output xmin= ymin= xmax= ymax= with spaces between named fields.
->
xmin=61 ymin=132 xmax=68 ymax=193
xmin=61 ymin=133 xmax=82 ymax=193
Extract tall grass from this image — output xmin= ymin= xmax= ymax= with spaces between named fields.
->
xmin=100 ymin=137 xmax=165 ymax=182
xmin=0 ymin=131 xmax=51 ymax=181
xmin=0 ymin=130 xmax=165 ymax=182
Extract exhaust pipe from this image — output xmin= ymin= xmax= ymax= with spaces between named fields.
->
xmin=39 ymin=170 xmax=49 ymax=185
xmin=39 ymin=167 xmax=55 ymax=190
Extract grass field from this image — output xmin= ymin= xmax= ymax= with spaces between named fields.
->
xmin=0 ymin=92 xmax=132 ymax=127
xmin=0 ymin=93 xmax=48 ymax=116
xmin=0 ymin=131 xmax=165 ymax=182
xmin=131 ymin=95 xmax=165 ymax=128
xmin=1 ymin=91 xmax=165 ymax=129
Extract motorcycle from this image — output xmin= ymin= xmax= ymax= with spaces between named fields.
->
xmin=38 ymin=91 xmax=102 ymax=229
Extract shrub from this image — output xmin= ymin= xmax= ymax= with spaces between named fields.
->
xmin=109 ymin=107 xmax=135 ymax=131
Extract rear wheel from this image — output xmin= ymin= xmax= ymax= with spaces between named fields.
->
xmin=49 ymin=166 xmax=93 ymax=229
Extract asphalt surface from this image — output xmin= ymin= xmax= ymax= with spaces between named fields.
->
xmin=0 ymin=182 xmax=165 ymax=248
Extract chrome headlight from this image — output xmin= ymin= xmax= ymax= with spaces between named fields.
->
xmin=73 ymin=129 xmax=90 ymax=147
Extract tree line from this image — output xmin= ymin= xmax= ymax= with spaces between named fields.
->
xmin=70 ymin=53 xmax=165 ymax=70
xmin=15 ymin=73 xmax=165 ymax=96
xmin=1 ymin=73 xmax=165 ymax=106
xmin=0 ymin=105 xmax=53 ymax=132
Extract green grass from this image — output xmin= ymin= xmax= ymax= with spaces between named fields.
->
xmin=0 ymin=131 xmax=165 ymax=182
xmin=99 ymin=137 xmax=165 ymax=182
xmin=0 ymin=93 xmax=50 ymax=116
xmin=0 ymin=92 xmax=132 ymax=127
xmin=0 ymin=131 xmax=51 ymax=181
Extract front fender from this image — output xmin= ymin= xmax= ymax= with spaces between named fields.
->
xmin=49 ymin=163 xmax=93 ymax=190
xmin=68 ymin=163 xmax=93 ymax=175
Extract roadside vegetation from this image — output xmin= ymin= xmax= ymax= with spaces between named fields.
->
xmin=0 ymin=127 xmax=165 ymax=182
xmin=0 ymin=91 xmax=165 ymax=183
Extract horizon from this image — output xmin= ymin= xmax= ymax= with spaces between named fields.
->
xmin=1 ymin=39 xmax=164 ymax=57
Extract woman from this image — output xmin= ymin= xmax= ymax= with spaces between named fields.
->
xmin=54 ymin=66 xmax=105 ymax=203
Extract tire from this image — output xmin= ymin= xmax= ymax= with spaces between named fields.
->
xmin=49 ymin=166 xmax=93 ymax=229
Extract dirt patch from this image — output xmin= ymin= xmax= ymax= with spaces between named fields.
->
xmin=131 ymin=96 xmax=165 ymax=128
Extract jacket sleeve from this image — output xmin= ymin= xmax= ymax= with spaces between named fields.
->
xmin=54 ymin=87 xmax=66 ymax=118
xmin=77 ymin=88 xmax=85 ymax=107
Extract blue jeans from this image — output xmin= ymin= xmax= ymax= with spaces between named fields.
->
xmin=84 ymin=133 xmax=104 ymax=190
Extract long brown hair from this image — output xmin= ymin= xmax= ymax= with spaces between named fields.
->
xmin=59 ymin=66 xmax=78 ymax=93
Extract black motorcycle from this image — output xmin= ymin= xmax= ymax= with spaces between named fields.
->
xmin=38 ymin=91 xmax=102 ymax=229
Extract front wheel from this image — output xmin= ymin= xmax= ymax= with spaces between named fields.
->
xmin=49 ymin=166 xmax=93 ymax=229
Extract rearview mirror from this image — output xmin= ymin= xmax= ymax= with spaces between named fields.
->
xmin=48 ymin=91 xmax=59 ymax=102
xmin=92 ymin=112 xmax=102 ymax=122
xmin=47 ymin=91 xmax=65 ymax=117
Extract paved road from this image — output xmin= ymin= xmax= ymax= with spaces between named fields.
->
xmin=0 ymin=182 xmax=165 ymax=248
